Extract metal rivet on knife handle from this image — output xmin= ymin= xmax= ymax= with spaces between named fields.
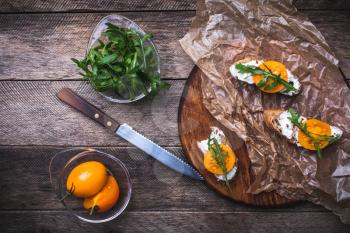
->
xmin=56 ymin=88 xmax=120 ymax=133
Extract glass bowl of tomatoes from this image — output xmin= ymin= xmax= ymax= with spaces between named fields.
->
xmin=49 ymin=148 xmax=132 ymax=223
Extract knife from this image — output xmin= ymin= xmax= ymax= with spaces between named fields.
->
xmin=57 ymin=88 xmax=203 ymax=181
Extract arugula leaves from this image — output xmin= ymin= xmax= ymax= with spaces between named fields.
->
xmin=235 ymin=63 xmax=296 ymax=93
xmin=72 ymin=23 xmax=170 ymax=100
xmin=207 ymin=136 xmax=232 ymax=192
xmin=287 ymin=108 xmax=340 ymax=157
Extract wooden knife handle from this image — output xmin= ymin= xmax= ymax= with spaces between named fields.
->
xmin=57 ymin=88 xmax=120 ymax=132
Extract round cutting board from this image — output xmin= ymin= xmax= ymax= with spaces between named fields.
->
xmin=178 ymin=66 xmax=296 ymax=206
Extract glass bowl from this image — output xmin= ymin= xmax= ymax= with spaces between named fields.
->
xmin=49 ymin=148 xmax=132 ymax=223
xmin=86 ymin=14 xmax=161 ymax=103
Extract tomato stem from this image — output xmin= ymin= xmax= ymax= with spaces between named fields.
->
xmin=60 ymin=182 xmax=75 ymax=201
xmin=89 ymin=204 xmax=97 ymax=215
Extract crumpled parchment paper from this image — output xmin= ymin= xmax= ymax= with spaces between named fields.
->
xmin=180 ymin=0 xmax=350 ymax=224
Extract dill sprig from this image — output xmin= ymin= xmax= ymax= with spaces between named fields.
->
xmin=207 ymin=136 xmax=232 ymax=192
xmin=287 ymin=108 xmax=340 ymax=157
xmin=235 ymin=63 xmax=296 ymax=93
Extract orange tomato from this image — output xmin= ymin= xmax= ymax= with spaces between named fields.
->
xmin=66 ymin=161 xmax=108 ymax=198
xmin=83 ymin=175 xmax=120 ymax=214
xmin=298 ymin=119 xmax=332 ymax=150
xmin=253 ymin=60 xmax=288 ymax=93
xmin=204 ymin=144 xmax=236 ymax=175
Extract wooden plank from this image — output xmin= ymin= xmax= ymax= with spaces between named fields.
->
xmin=0 ymin=80 xmax=184 ymax=146
xmin=0 ymin=0 xmax=196 ymax=12
xmin=2 ymin=76 xmax=350 ymax=147
xmin=308 ymin=10 xmax=350 ymax=78
xmin=0 ymin=11 xmax=349 ymax=81
xmin=295 ymin=0 xmax=350 ymax=10
xmin=0 ymin=146 xmax=325 ymax=212
xmin=0 ymin=211 xmax=349 ymax=233
xmin=0 ymin=12 xmax=194 ymax=81
xmin=0 ymin=0 xmax=349 ymax=12
xmin=1 ymin=72 xmax=350 ymax=146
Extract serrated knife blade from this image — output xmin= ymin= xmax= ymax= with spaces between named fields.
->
xmin=57 ymin=88 xmax=203 ymax=181
xmin=116 ymin=123 xmax=203 ymax=180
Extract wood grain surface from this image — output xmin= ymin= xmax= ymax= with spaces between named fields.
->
xmin=0 ymin=0 xmax=349 ymax=232
xmin=179 ymin=67 xmax=294 ymax=206
xmin=1 ymin=211 xmax=349 ymax=233
xmin=0 ymin=80 xmax=183 ymax=146
xmin=0 ymin=12 xmax=193 ymax=80
xmin=0 ymin=146 xmax=321 ymax=211
xmin=0 ymin=11 xmax=349 ymax=81
xmin=0 ymin=0 xmax=349 ymax=12
xmin=0 ymin=146 xmax=348 ymax=232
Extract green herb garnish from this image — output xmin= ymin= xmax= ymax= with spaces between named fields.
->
xmin=235 ymin=63 xmax=297 ymax=93
xmin=287 ymin=108 xmax=340 ymax=157
xmin=207 ymin=136 xmax=232 ymax=192
xmin=72 ymin=23 xmax=170 ymax=100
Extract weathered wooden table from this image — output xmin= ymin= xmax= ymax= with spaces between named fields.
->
xmin=0 ymin=0 xmax=350 ymax=232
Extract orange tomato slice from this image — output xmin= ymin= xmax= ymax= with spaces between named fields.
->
xmin=253 ymin=60 xmax=288 ymax=93
xmin=298 ymin=119 xmax=332 ymax=150
xmin=204 ymin=144 xmax=236 ymax=175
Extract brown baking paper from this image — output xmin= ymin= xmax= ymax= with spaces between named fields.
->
xmin=180 ymin=0 xmax=350 ymax=223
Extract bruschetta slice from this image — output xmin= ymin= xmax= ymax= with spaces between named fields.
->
xmin=263 ymin=108 xmax=343 ymax=157
xmin=230 ymin=59 xmax=301 ymax=96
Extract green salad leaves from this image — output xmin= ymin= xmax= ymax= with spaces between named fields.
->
xmin=72 ymin=23 xmax=170 ymax=100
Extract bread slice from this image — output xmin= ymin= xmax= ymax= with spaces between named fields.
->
xmin=263 ymin=109 xmax=343 ymax=148
xmin=233 ymin=58 xmax=257 ymax=66
xmin=263 ymin=109 xmax=284 ymax=133
xmin=230 ymin=59 xmax=301 ymax=96
xmin=230 ymin=58 xmax=259 ymax=76
xmin=263 ymin=109 xmax=298 ymax=145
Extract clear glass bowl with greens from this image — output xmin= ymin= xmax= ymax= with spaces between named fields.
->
xmin=73 ymin=15 xmax=168 ymax=103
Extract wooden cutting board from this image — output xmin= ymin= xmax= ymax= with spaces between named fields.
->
xmin=178 ymin=66 xmax=296 ymax=206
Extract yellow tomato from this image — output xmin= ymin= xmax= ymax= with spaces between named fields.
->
xmin=83 ymin=175 xmax=120 ymax=214
xmin=298 ymin=119 xmax=332 ymax=150
xmin=253 ymin=60 xmax=288 ymax=93
xmin=204 ymin=144 xmax=236 ymax=175
xmin=66 ymin=161 xmax=108 ymax=198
